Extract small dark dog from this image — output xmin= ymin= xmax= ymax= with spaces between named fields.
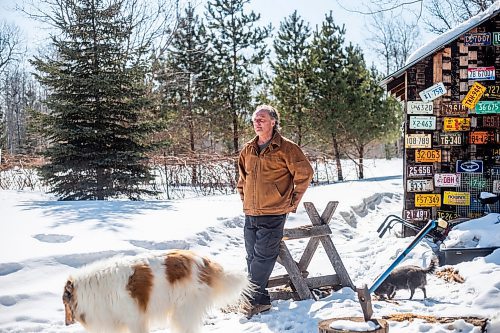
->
xmin=374 ymin=257 xmax=438 ymax=300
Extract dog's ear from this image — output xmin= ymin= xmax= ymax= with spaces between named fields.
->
xmin=63 ymin=279 xmax=76 ymax=325
xmin=63 ymin=280 xmax=74 ymax=302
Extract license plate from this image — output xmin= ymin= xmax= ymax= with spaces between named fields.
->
xmin=443 ymin=117 xmax=471 ymax=131
xmin=493 ymin=180 xmax=500 ymax=193
xmin=469 ymin=131 xmax=493 ymax=144
xmin=415 ymin=149 xmax=441 ymax=162
xmin=468 ymin=66 xmax=495 ymax=81
xmin=483 ymin=115 xmax=500 ymax=127
xmin=419 ymin=82 xmax=446 ymax=102
xmin=440 ymin=102 xmax=468 ymax=116
xmin=415 ymin=193 xmax=441 ymax=207
xmin=439 ymin=133 xmax=463 ymax=146
xmin=456 ymin=160 xmax=484 ymax=173
xmin=490 ymin=167 xmax=500 ymax=176
xmin=434 ymin=173 xmax=461 ymax=187
xmin=409 ymin=116 xmax=436 ymax=130
xmin=407 ymin=179 xmax=434 ymax=192
xmin=494 ymin=32 xmax=500 ymax=46
xmin=407 ymin=164 xmax=434 ymax=178
xmin=443 ymin=191 xmax=470 ymax=206
xmin=484 ymin=85 xmax=500 ymax=99
xmin=469 ymin=178 xmax=487 ymax=189
xmin=405 ymin=134 xmax=432 ymax=148
xmin=437 ymin=210 xmax=461 ymax=221
xmin=462 ymin=82 xmax=486 ymax=109
xmin=407 ymin=101 xmax=434 ymax=114
xmin=404 ymin=209 xmax=431 ymax=221
xmin=464 ymin=32 xmax=492 ymax=46
xmin=475 ymin=101 xmax=500 ymax=114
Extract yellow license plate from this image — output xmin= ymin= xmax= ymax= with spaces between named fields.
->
xmin=443 ymin=191 xmax=470 ymax=206
xmin=462 ymin=82 xmax=486 ymax=109
xmin=415 ymin=149 xmax=441 ymax=162
xmin=443 ymin=117 xmax=471 ymax=131
xmin=415 ymin=194 xmax=441 ymax=207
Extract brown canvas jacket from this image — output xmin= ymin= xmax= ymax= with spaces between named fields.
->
xmin=237 ymin=131 xmax=314 ymax=216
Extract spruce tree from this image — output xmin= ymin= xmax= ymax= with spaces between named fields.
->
xmin=343 ymin=46 xmax=402 ymax=178
xmin=31 ymin=0 xmax=159 ymax=200
xmin=271 ymin=10 xmax=312 ymax=146
xmin=205 ymin=0 xmax=271 ymax=155
xmin=308 ymin=12 xmax=347 ymax=181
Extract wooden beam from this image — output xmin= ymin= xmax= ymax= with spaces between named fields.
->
xmin=282 ymin=225 xmax=332 ymax=240
xmin=278 ymin=242 xmax=314 ymax=300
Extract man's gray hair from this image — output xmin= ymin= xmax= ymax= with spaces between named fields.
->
xmin=252 ymin=104 xmax=281 ymax=131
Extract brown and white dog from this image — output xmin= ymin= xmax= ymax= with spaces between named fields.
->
xmin=63 ymin=249 xmax=251 ymax=333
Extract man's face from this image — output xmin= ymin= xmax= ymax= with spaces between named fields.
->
xmin=252 ymin=110 xmax=275 ymax=137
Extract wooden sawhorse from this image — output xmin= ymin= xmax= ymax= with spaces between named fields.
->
xmin=268 ymin=201 xmax=355 ymax=301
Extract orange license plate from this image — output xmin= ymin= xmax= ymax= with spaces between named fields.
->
xmin=415 ymin=149 xmax=441 ymax=162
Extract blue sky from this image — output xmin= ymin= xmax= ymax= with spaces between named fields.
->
xmin=0 ymin=0 xmax=437 ymax=72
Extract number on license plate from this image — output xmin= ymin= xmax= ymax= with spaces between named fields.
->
xmin=437 ymin=210 xmax=461 ymax=221
xmin=407 ymin=101 xmax=434 ymax=114
xmin=419 ymin=82 xmax=446 ymax=102
xmin=407 ymin=164 xmax=433 ymax=178
xmin=434 ymin=173 xmax=461 ymax=187
xmin=404 ymin=209 xmax=431 ymax=221
xmin=407 ymin=179 xmax=434 ymax=192
xmin=409 ymin=116 xmax=436 ymax=130
xmin=415 ymin=149 xmax=441 ymax=162
xmin=439 ymin=133 xmax=462 ymax=146
xmin=405 ymin=134 xmax=432 ymax=148
xmin=415 ymin=194 xmax=441 ymax=207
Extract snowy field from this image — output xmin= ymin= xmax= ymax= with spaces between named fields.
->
xmin=1 ymin=158 xmax=500 ymax=333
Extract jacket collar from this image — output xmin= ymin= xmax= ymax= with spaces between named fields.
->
xmin=249 ymin=131 xmax=283 ymax=152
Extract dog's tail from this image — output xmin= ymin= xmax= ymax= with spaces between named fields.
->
xmin=203 ymin=259 xmax=253 ymax=309
xmin=424 ymin=257 xmax=439 ymax=274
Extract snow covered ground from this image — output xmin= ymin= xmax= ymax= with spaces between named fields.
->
xmin=1 ymin=158 xmax=499 ymax=333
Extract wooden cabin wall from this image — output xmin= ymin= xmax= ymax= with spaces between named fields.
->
xmin=403 ymin=15 xmax=500 ymax=229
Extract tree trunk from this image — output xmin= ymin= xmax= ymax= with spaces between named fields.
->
xmin=358 ymin=145 xmax=364 ymax=179
xmin=332 ymin=133 xmax=343 ymax=181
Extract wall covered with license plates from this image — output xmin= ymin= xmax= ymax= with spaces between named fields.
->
xmin=399 ymin=14 xmax=500 ymax=227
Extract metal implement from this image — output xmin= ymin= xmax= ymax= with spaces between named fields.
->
xmin=356 ymin=218 xmax=448 ymax=321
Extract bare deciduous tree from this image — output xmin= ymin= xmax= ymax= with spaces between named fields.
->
xmin=0 ymin=21 xmax=23 ymax=73
xmin=367 ymin=12 xmax=421 ymax=75
xmin=423 ymin=0 xmax=496 ymax=34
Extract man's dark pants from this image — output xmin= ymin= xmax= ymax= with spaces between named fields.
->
xmin=244 ymin=214 xmax=287 ymax=306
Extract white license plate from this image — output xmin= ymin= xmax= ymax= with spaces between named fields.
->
xmin=405 ymin=134 xmax=432 ymax=148
xmin=439 ymin=133 xmax=463 ymax=145
xmin=407 ymin=164 xmax=433 ymax=178
xmin=493 ymin=180 xmax=500 ymax=193
xmin=407 ymin=179 xmax=434 ymax=192
xmin=434 ymin=173 xmax=461 ymax=187
xmin=407 ymin=101 xmax=434 ymax=114
xmin=419 ymin=82 xmax=446 ymax=102
xmin=468 ymin=66 xmax=495 ymax=81
xmin=409 ymin=116 xmax=436 ymax=130
xmin=404 ymin=209 xmax=431 ymax=221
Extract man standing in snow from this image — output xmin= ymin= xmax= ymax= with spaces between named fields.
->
xmin=237 ymin=104 xmax=314 ymax=318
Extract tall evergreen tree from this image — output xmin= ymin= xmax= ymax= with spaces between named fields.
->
xmin=158 ymin=3 xmax=210 ymax=154
xmin=308 ymin=12 xmax=347 ymax=181
xmin=342 ymin=45 xmax=402 ymax=179
xmin=31 ymin=0 xmax=160 ymax=200
xmin=205 ymin=0 xmax=271 ymax=155
xmin=271 ymin=10 xmax=312 ymax=146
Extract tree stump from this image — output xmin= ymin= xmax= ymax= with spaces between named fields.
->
xmin=318 ymin=317 xmax=388 ymax=333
